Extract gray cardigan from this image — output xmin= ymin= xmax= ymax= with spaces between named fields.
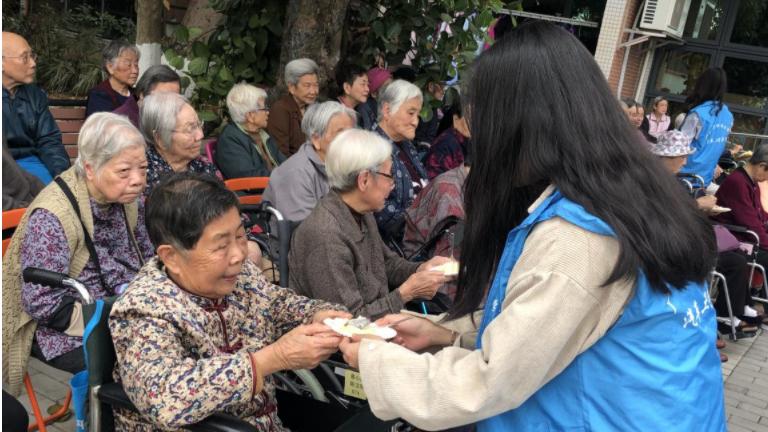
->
xmin=288 ymin=191 xmax=420 ymax=319
xmin=262 ymin=142 xmax=328 ymax=223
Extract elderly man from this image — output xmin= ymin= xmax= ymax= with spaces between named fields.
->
xmin=113 ymin=64 xmax=181 ymax=128
xmin=2 ymin=32 xmax=70 ymax=184
xmin=262 ymin=101 xmax=356 ymax=224
xmin=267 ymin=58 xmax=319 ymax=156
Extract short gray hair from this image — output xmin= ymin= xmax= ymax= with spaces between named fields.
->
xmin=285 ymin=58 xmax=319 ymax=86
xmin=226 ymin=83 xmax=267 ymax=124
xmin=301 ymin=101 xmax=357 ymax=141
xmin=74 ymin=112 xmax=145 ymax=176
xmin=135 ymin=65 xmax=180 ymax=97
xmin=102 ymin=40 xmax=139 ymax=74
xmin=377 ymin=79 xmax=423 ymax=122
xmin=326 ymin=129 xmax=392 ymax=192
xmin=140 ymin=92 xmax=190 ymax=150
xmin=750 ymin=144 xmax=768 ymax=165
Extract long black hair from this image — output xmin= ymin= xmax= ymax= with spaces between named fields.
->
xmin=450 ymin=22 xmax=716 ymax=319
xmin=686 ymin=67 xmax=727 ymax=115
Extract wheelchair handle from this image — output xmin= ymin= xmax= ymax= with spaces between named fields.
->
xmin=22 ymin=267 xmax=94 ymax=305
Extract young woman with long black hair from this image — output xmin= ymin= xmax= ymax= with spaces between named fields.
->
xmin=339 ymin=22 xmax=724 ymax=431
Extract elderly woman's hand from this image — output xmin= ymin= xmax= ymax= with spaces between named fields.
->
xmin=311 ymin=309 xmax=352 ymax=324
xmin=257 ymin=323 xmax=343 ymax=373
xmin=398 ymin=270 xmax=449 ymax=302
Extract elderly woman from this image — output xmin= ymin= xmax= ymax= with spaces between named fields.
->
xmin=267 ymin=58 xmax=320 ymax=156
xmin=2 ymin=113 xmax=153 ymax=394
xmin=86 ymin=41 xmax=139 ymax=117
xmin=289 ymin=129 xmax=449 ymax=319
xmin=109 ymin=172 xmax=349 ymax=430
xmin=140 ymin=92 xmax=217 ymax=194
xmin=216 ymin=83 xmax=285 ymax=179
xmin=262 ymin=101 xmax=356 ymax=224
xmin=374 ymin=79 xmax=429 ymax=242
xmin=113 ymin=64 xmax=181 ymax=128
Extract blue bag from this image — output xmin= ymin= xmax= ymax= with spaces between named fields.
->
xmin=70 ymin=299 xmax=105 ymax=432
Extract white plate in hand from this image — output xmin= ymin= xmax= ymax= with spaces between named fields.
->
xmin=323 ymin=317 xmax=397 ymax=339
xmin=711 ymin=206 xmax=731 ymax=214
xmin=431 ymin=261 xmax=459 ymax=276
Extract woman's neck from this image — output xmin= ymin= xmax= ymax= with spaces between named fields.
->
xmin=339 ymin=95 xmax=358 ymax=109
xmin=653 ymin=112 xmax=665 ymax=121
xmin=378 ymin=122 xmax=403 ymax=142
xmin=339 ymin=191 xmax=370 ymax=214
xmin=108 ymin=76 xmax=130 ymax=96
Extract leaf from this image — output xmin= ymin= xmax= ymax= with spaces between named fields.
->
xmin=199 ymin=110 xmax=218 ymax=122
xmin=248 ymin=14 xmax=261 ymax=29
xmin=191 ymin=41 xmax=210 ymax=58
xmin=372 ymin=21 xmax=384 ymax=37
xmin=174 ymin=26 xmax=189 ymax=43
xmin=218 ymin=65 xmax=234 ymax=82
xmin=188 ymin=27 xmax=203 ymax=40
xmin=440 ymin=13 xmax=453 ymax=23
xmin=253 ymin=28 xmax=268 ymax=55
xmin=165 ymin=49 xmax=185 ymax=70
xmin=387 ymin=22 xmax=401 ymax=39
xmin=188 ymin=57 xmax=209 ymax=75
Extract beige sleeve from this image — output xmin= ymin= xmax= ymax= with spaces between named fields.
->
xmin=358 ymin=218 xmax=634 ymax=431
xmin=64 ymin=302 xmax=84 ymax=337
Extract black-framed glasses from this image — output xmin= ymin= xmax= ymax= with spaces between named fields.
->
xmin=374 ymin=171 xmax=394 ymax=180
xmin=4 ymin=52 xmax=37 ymax=64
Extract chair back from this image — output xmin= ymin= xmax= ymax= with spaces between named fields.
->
xmin=2 ymin=208 xmax=27 ymax=256
xmin=224 ymin=177 xmax=270 ymax=205
xmin=205 ymin=139 xmax=218 ymax=165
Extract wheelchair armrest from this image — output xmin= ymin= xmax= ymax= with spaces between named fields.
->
xmin=717 ymin=223 xmax=761 ymax=246
xmin=98 ymin=382 xmax=256 ymax=431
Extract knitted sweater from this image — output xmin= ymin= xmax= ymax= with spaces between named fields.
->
xmin=2 ymin=167 xmax=138 ymax=395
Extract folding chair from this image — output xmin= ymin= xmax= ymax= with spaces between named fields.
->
xmin=22 ymin=267 xmax=255 ymax=432
xmin=224 ymin=177 xmax=270 ymax=205
xmin=3 ymin=208 xmax=75 ymax=432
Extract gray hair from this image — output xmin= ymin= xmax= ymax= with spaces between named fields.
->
xmin=140 ymin=92 xmax=190 ymax=150
xmin=750 ymin=144 xmax=768 ymax=165
xmin=326 ymin=129 xmax=392 ymax=192
xmin=284 ymin=58 xmax=319 ymax=86
xmin=619 ymin=97 xmax=640 ymax=110
xmin=74 ymin=112 xmax=145 ymax=176
xmin=301 ymin=101 xmax=357 ymax=141
xmin=102 ymin=40 xmax=139 ymax=73
xmin=135 ymin=65 xmax=181 ymax=97
xmin=377 ymin=79 xmax=423 ymax=122
xmin=226 ymin=83 xmax=267 ymax=124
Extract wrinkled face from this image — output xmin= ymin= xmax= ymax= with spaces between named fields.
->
xmin=313 ymin=113 xmax=355 ymax=160
xmin=2 ymin=34 xmax=36 ymax=87
xmin=166 ymin=207 xmax=248 ymax=299
xmin=624 ymin=106 xmax=644 ymax=128
xmin=345 ymin=75 xmax=369 ymax=105
xmin=660 ymin=155 xmax=687 ymax=174
xmin=107 ymin=50 xmax=139 ymax=87
xmin=381 ymin=97 xmax=422 ymax=141
xmin=86 ymin=145 xmax=147 ymax=204
xmin=654 ymin=100 xmax=668 ymax=115
xmin=166 ymin=104 xmax=204 ymax=166
xmin=288 ymin=74 xmax=319 ymax=107
xmin=363 ymin=158 xmax=395 ymax=211
xmin=245 ymin=98 xmax=270 ymax=130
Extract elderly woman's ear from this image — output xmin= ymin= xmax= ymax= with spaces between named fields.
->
xmin=156 ymin=244 xmax=181 ymax=274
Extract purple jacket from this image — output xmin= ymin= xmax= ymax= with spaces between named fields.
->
xmin=715 ymin=167 xmax=768 ymax=249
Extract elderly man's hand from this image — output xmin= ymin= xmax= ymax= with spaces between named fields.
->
xmin=260 ymin=323 xmax=343 ymax=373
xmin=312 ymin=309 xmax=352 ymax=325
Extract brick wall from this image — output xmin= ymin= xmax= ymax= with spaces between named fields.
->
xmin=605 ymin=0 xmax=647 ymax=99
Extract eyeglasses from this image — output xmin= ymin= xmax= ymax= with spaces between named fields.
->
xmin=3 ymin=52 xmax=37 ymax=64
xmin=252 ymin=105 xmax=270 ymax=113
xmin=375 ymin=171 xmax=394 ymax=180
xmin=172 ymin=121 xmax=204 ymax=135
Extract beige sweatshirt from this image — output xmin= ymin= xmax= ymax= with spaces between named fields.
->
xmin=357 ymin=188 xmax=635 ymax=431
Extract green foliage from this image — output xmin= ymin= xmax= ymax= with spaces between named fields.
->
xmin=166 ymin=0 xmax=285 ymax=124
xmin=2 ymin=3 xmax=135 ymax=97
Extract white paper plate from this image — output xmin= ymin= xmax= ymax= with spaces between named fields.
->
xmin=431 ymin=261 xmax=459 ymax=276
xmin=323 ymin=317 xmax=397 ymax=339
xmin=711 ymin=206 xmax=731 ymax=214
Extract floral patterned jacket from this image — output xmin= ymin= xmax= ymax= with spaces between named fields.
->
xmin=109 ymin=257 xmax=342 ymax=431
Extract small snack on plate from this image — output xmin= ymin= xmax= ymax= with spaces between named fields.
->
xmin=323 ymin=316 xmax=397 ymax=339
xmin=431 ymin=260 xmax=459 ymax=276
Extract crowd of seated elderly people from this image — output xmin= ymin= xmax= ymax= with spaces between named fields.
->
xmin=2 ymin=20 xmax=764 ymax=431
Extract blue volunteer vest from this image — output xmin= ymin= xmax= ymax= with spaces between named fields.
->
xmin=476 ymin=189 xmax=725 ymax=431
xmin=680 ymin=101 xmax=733 ymax=185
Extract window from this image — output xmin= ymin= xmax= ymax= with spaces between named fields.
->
xmin=729 ymin=0 xmax=768 ymax=48
xmin=722 ymin=56 xmax=768 ymax=110
xmin=683 ymin=0 xmax=724 ymax=41
xmin=652 ymin=51 xmax=711 ymax=95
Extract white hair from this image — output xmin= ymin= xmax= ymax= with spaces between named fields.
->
xmin=284 ymin=58 xmax=319 ymax=86
xmin=377 ymin=79 xmax=423 ymax=122
xmin=74 ymin=112 xmax=145 ymax=176
xmin=226 ymin=83 xmax=267 ymax=124
xmin=301 ymin=101 xmax=357 ymax=141
xmin=140 ymin=92 xmax=190 ymax=150
xmin=326 ymin=129 xmax=392 ymax=192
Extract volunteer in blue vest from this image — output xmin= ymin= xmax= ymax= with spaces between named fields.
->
xmin=679 ymin=67 xmax=734 ymax=185
xmin=339 ymin=22 xmax=725 ymax=431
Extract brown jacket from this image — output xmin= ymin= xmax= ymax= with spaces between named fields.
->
xmin=265 ymin=94 xmax=304 ymax=156
xmin=288 ymin=191 xmax=420 ymax=319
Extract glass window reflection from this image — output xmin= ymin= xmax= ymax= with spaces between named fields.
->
xmin=653 ymin=51 xmax=711 ymax=96
xmin=684 ymin=0 xmax=724 ymax=41
xmin=722 ymin=57 xmax=768 ymax=110
xmin=730 ymin=0 xmax=768 ymax=48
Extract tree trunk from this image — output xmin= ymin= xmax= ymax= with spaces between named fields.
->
xmin=136 ymin=0 xmax=164 ymax=73
xmin=277 ymin=0 xmax=351 ymax=95
xmin=181 ymin=0 xmax=224 ymax=35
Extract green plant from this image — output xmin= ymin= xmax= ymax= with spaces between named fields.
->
xmin=2 ymin=3 xmax=136 ymax=97
xmin=165 ymin=0 xmax=285 ymax=123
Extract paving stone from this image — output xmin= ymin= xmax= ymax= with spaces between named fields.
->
xmin=730 ymin=413 xmax=768 ymax=432
xmin=727 ymin=406 xmax=761 ymax=423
